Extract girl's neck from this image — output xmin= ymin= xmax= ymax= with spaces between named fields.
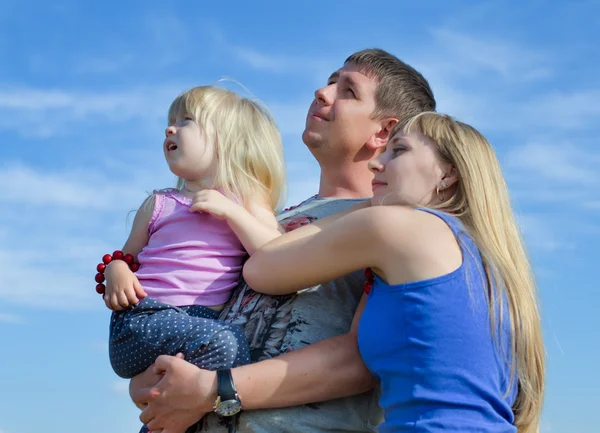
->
xmin=181 ymin=179 xmax=212 ymax=195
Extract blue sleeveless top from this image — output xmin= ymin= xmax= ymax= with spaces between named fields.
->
xmin=358 ymin=208 xmax=517 ymax=432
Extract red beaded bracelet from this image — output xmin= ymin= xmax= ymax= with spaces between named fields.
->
xmin=95 ymin=250 xmax=139 ymax=294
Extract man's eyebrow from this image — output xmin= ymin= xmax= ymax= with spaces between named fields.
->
xmin=327 ymin=71 xmax=339 ymax=83
xmin=345 ymin=75 xmax=359 ymax=90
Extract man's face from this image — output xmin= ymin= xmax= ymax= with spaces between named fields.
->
xmin=302 ymin=63 xmax=381 ymax=156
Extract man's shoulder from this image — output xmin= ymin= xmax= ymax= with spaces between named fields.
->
xmin=278 ymin=196 xmax=367 ymax=225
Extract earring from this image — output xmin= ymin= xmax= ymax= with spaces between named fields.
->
xmin=436 ymin=183 xmax=446 ymax=202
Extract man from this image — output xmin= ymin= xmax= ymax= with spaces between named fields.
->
xmin=131 ymin=48 xmax=436 ymax=433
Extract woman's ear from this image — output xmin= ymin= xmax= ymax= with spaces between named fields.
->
xmin=441 ymin=165 xmax=459 ymax=189
xmin=366 ymin=118 xmax=398 ymax=150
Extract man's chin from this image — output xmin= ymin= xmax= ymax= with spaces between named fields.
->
xmin=302 ymin=129 xmax=325 ymax=149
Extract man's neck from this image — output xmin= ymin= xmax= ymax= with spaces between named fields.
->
xmin=317 ymin=162 xmax=374 ymax=199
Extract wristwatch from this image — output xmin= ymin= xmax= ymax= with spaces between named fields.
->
xmin=213 ymin=369 xmax=242 ymax=417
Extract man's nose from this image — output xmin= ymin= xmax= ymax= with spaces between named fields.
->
xmin=314 ymin=84 xmax=333 ymax=105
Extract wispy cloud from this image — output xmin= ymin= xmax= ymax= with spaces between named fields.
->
xmin=267 ymin=100 xmax=312 ymax=136
xmin=111 ymin=380 xmax=130 ymax=395
xmin=0 ymin=164 xmax=157 ymax=310
xmin=74 ymin=55 xmax=134 ymax=75
xmin=0 ymin=164 xmax=144 ymax=210
xmin=519 ymin=90 xmax=600 ymax=130
xmin=428 ymin=28 xmax=551 ymax=81
xmin=0 ymin=313 xmax=24 ymax=324
xmin=0 ymin=85 xmax=177 ymax=138
xmin=517 ymin=213 xmax=569 ymax=253
xmin=506 ymin=141 xmax=599 ymax=185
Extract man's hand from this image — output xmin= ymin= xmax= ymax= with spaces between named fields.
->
xmin=189 ymin=189 xmax=240 ymax=220
xmin=130 ymin=354 xmax=218 ymax=433
xmin=104 ymin=259 xmax=147 ymax=310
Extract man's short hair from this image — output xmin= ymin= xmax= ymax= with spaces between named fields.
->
xmin=345 ymin=48 xmax=436 ymax=127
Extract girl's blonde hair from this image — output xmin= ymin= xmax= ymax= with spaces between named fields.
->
xmin=403 ymin=112 xmax=545 ymax=433
xmin=168 ymin=85 xmax=286 ymax=211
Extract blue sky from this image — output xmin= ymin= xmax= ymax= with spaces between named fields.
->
xmin=0 ymin=1 xmax=598 ymax=432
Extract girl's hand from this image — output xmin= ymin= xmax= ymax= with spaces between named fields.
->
xmin=104 ymin=260 xmax=147 ymax=311
xmin=189 ymin=189 xmax=240 ymax=220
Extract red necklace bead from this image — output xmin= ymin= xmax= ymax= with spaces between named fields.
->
xmin=96 ymin=283 xmax=106 ymax=294
xmin=112 ymin=250 xmax=124 ymax=260
xmin=102 ymin=254 xmax=113 ymax=264
xmin=96 ymin=263 xmax=106 ymax=273
xmin=364 ymin=267 xmax=374 ymax=294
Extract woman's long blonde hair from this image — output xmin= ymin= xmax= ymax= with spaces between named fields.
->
xmin=403 ymin=112 xmax=545 ymax=433
xmin=168 ymin=85 xmax=286 ymax=212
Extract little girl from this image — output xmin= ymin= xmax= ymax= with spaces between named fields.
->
xmin=98 ymin=86 xmax=285 ymax=384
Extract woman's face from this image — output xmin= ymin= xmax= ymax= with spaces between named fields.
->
xmin=368 ymin=131 xmax=452 ymax=207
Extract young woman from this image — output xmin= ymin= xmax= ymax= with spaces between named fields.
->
xmin=244 ymin=112 xmax=545 ymax=432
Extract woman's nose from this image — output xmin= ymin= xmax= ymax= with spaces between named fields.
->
xmin=368 ymin=156 xmax=385 ymax=173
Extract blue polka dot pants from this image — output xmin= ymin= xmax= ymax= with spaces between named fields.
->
xmin=109 ymin=297 xmax=251 ymax=379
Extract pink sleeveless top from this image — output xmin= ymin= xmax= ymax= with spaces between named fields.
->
xmin=135 ymin=189 xmax=246 ymax=306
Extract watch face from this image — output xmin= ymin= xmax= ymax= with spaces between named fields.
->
xmin=216 ymin=399 xmax=242 ymax=417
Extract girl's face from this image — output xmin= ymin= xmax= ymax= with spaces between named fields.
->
xmin=163 ymin=114 xmax=217 ymax=187
xmin=368 ymin=131 xmax=453 ymax=207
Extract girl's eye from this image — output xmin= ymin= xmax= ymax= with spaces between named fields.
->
xmin=184 ymin=116 xmax=194 ymax=121
xmin=392 ymin=147 xmax=406 ymax=155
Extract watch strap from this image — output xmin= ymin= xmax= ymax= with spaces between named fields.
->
xmin=217 ymin=369 xmax=237 ymax=401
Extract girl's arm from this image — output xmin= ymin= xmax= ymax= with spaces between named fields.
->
xmin=103 ymin=195 xmax=154 ymax=310
xmin=121 ymin=195 xmax=154 ymax=259
xmin=189 ymin=190 xmax=282 ymax=255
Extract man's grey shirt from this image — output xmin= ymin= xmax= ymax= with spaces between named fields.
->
xmin=204 ymin=196 xmax=383 ymax=432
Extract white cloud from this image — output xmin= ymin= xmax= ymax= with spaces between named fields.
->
xmin=520 ymin=90 xmax=600 ymax=130
xmin=517 ymin=213 xmax=566 ymax=253
xmin=111 ymin=380 xmax=130 ymax=395
xmin=506 ymin=141 xmax=599 ymax=185
xmin=74 ymin=55 xmax=134 ymax=75
xmin=90 ymin=341 xmax=109 ymax=354
xmin=429 ymin=28 xmax=551 ymax=80
xmin=0 ymin=163 xmax=156 ymax=310
xmin=0 ymin=85 xmax=177 ymax=138
xmin=0 ymin=313 xmax=24 ymax=324
xmin=0 ymin=164 xmax=145 ymax=211
xmin=268 ymin=100 xmax=312 ymax=136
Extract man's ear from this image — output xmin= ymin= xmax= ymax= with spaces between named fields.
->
xmin=366 ymin=118 xmax=398 ymax=150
